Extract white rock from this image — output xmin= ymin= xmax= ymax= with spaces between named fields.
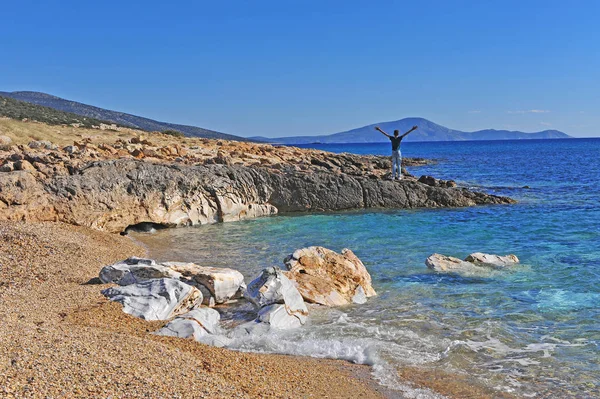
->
xmin=351 ymin=285 xmax=367 ymax=304
xmin=245 ymin=267 xmax=308 ymax=325
xmin=99 ymin=257 xmax=181 ymax=285
xmin=165 ymin=262 xmax=245 ymax=304
xmin=154 ymin=308 xmax=230 ymax=347
xmin=464 ymin=252 xmax=519 ymax=267
xmin=102 ymin=278 xmax=202 ymax=321
xmin=257 ymin=304 xmax=304 ymax=330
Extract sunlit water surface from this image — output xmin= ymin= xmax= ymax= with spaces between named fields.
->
xmin=133 ymin=139 xmax=600 ymax=398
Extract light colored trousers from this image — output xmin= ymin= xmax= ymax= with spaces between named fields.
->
xmin=391 ymin=150 xmax=402 ymax=178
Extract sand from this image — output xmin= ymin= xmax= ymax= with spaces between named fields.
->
xmin=0 ymin=220 xmax=389 ymax=399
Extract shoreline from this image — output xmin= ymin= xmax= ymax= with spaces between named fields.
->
xmin=0 ymin=220 xmax=394 ymax=398
xmin=1 ymin=219 xmax=523 ymax=399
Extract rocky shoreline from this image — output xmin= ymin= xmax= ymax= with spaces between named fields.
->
xmin=0 ymin=121 xmax=520 ymax=398
xmin=0 ymin=126 xmax=514 ymax=233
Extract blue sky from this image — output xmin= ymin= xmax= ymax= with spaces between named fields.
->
xmin=1 ymin=0 xmax=598 ymax=137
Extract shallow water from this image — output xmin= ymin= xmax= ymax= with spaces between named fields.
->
xmin=133 ymin=139 xmax=600 ymax=398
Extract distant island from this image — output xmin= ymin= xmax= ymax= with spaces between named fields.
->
xmin=1 ymin=91 xmax=572 ymax=143
xmin=253 ymin=117 xmax=572 ymax=144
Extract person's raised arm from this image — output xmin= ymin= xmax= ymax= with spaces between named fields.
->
xmin=401 ymin=125 xmax=418 ymax=139
xmin=375 ymin=126 xmax=392 ymax=138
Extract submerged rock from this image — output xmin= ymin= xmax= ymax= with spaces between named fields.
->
xmin=154 ymin=308 xmax=230 ymax=347
xmin=99 ymin=257 xmax=181 ymax=285
xmin=464 ymin=252 xmax=519 ymax=267
xmin=284 ymin=246 xmax=376 ymax=306
xmin=102 ymin=278 xmax=202 ymax=321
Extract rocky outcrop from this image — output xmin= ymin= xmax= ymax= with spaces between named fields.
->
xmin=245 ymin=267 xmax=308 ymax=329
xmin=426 ymin=252 xmax=520 ymax=274
xmin=283 ymin=247 xmax=376 ymax=306
xmin=101 ymin=278 xmax=202 ymax=320
xmin=0 ymin=136 xmax=515 ymax=233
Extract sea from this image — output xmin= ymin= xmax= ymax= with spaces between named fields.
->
xmin=132 ymin=139 xmax=600 ymax=398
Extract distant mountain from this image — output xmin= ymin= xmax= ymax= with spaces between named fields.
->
xmin=0 ymin=91 xmax=254 ymax=142
xmin=258 ymin=117 xmax=572 ymax=144
xmin=0 ymin=95 xmax=120 ymax=128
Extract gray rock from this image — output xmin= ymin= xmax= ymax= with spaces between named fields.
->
xmin=0 ymin=158 xmax=515 ymax=233
xmin=99 ymin=257 xmax=181 ymax=285
xmin=425 ymin=253 xmax=484 ymax=273
xmin=0 ymin=162 xmax=14 ymax=172
xmin=101 ymin=278 xmax=202 ymax=321
xmin=464 ymin=252 xmax=519 ymax=267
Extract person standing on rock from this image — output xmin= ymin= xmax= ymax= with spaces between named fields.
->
xmin=375 ymin=125 xmax=418 ymax=180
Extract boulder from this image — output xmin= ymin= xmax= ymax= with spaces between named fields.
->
xmin=0 ymin=162 xmax=14 ymax=172
xmin=464 ymin=252 xmax=519 ymax=267
xmin=154 ymin=308 xmax=230 ymax=347
xmin=425 ymin=253 xmax=520 ymax=274
xmin=99 ymin=257 xmax=181 ymax=285
xmin=14 ymin=160 xmax=36 ymax=172
xmin=28 ymin=140 xmax=56 ymax=150
xmin=425 ymin=253 xmax=483 ymax=273
xmin=283 ymin=246 xmax=376 ymax=306
xmin=165 ymin=262 xmax=245 ymax=304
xmin=257 ymin=304 xmax=304 ymax=330
xmin=0 ymin=135 xmax=12 ymax=149
xmin=245 ymin=267 xmax=308 ymax=326
xmin=102 ymin=278 xmax=202 ymax=321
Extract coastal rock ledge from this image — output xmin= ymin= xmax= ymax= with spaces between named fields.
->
xmin=0 ymin=157 xmax=514 ymax=233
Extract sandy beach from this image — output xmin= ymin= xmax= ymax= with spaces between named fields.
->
xmin=0 ymin=220 xmax=390 ymax=398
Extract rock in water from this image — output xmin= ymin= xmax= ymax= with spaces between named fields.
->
xmin=102 ymin=278 xmax=202 ymax=321
xmin=425 ymin=253 xmax=477 ymax=272
xmin=99 ymin=257 xmax=181 ymax=285
xmin=464 ymin=252 xmax=519 ymax=267
xmin=257 ymin=304 xmax=303 ymax=330
xmin=154 ymin=308 xmax=230 ymax=347
xmin=283 ymin=246 xmax=376 ymax=306
xmin=245 ymin=267 xmax=308 ymax=327
xmin=164 ymin=262 xmax=245 ymax=304
xmin=425 ymin=252 xmax=520 ymax=274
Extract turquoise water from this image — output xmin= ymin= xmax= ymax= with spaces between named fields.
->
xmin=135 ymin=139 xmax=600 ymax=398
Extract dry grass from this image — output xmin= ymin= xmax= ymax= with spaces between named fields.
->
xmin=0 ymin=117 xmax=139 ymax=146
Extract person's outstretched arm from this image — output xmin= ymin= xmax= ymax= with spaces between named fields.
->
xmin=401 ymin=125 xmax=418 ymax=139
xmin=375 ymin=126 xmax=392 ymax=138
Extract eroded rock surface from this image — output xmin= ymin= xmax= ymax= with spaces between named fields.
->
xmin=426 ymin=252 xmax=521 ymax=274
xmin=99 ymin=257 xmax=181 ymax=285
xmin=101 ymin=278 xmax=202 ymax=320
xmin=245 ymin=267 xmax=308 ymax=329
xmin=284 ymin=247 xmax=376 ymax=306
xmin=154 ymin=308 xmax=230 ymax=347
xmin=0 ymin=135 xmax=515 ymax=233
xmin=165 ymin=262 xmax=245 ymax=304
xmin=464 ymin=252 xmax=520 ymax=267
